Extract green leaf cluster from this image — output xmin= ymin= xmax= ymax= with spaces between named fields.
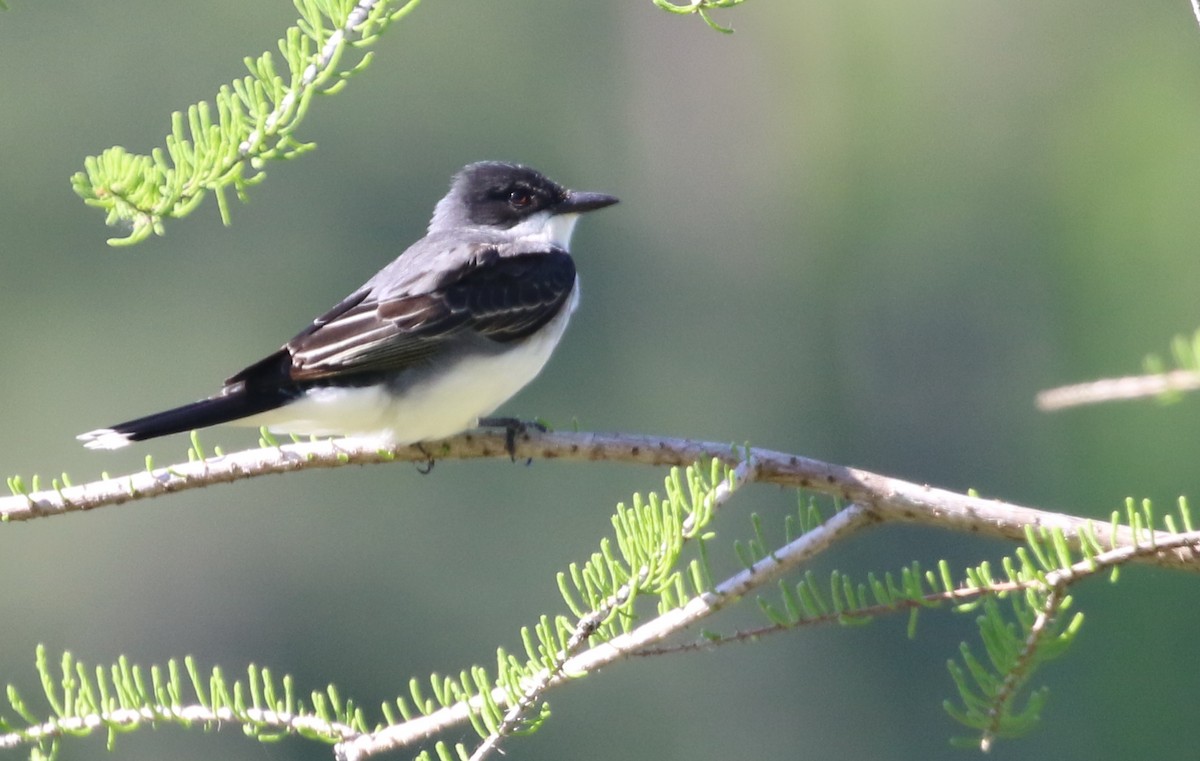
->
xmin=0 ymin=461 xmax=730 ymax=760
xmin=652 ymin=0 xmax=747 ymax=34
xmin=0 ymin=645 xmax=364 ymax=761
xmin=70 ymin=0 xmax=420 ymax=245
xmin=738 ymin=494 xmax=1196 ymax=749
xmin=558 ymin=460 xmax=723 ymax=635
xmin=1143 ymin=326 xmax=1200 ymax=402
xmin=4 ymin=459 xmax=1196 ymax=757
xmin=389 ymin=462 xmax=728 ymax=760
xmin=943 ymin=545 xmax=1083 ymax=748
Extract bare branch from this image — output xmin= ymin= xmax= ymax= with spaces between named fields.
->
xmin=0 ymin=701 xmax=358 ymax=751
xmin=339 ymin=499 xmax=874 ymax=761
xmin=465 ymin=459 xmax=755 ymax=761
xmin=1036 ymin=369 xmax=1200 ymax=410
xmin=6 ymin=431 xmax=1198 ymax=571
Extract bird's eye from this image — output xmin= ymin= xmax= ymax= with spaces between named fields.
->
xmin=508 ymin=189 xmax=533 ymax=208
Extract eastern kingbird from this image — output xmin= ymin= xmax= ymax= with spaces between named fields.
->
xmin=78 ymin=161 xmax=618 ymax=450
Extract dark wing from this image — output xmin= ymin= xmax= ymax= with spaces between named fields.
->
xmin=232 ymin=249 xmax=576 ymax=385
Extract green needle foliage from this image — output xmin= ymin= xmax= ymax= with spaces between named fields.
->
xmin=70 ymin=0 xmax=420 ymax=246
xmin=390 ymin=461 xmax=728 ymax=759
xmin=66 ymin=0 xmax=746 ymax=247
xmin=1141 ymin=326 xmax=1200 ymax=402
xmin=0 ymin=461 xmax=729 ymax=760
xmin=0 ymin=645 xmax=365 ymax=760
xmin=652 ymin=0 xmax=747 ymax=33
xmin=735 ymin=494 xmax=1193 ymax=750
xmin=1 ymin=456 xmax=1198 ymax=757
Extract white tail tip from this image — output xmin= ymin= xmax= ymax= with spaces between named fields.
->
xmin=77 ymin=429 xmax=134 ymax=450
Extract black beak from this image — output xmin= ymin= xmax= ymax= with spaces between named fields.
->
xmin=556 ymin=190 xmax=619 ymax=214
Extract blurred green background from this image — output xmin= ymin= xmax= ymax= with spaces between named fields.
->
xmin=3 ymin=1 xmax=1200 ymax=759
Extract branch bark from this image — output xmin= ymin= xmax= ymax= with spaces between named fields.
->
xmin=6 ymin=430 xmax=1197 ymax=571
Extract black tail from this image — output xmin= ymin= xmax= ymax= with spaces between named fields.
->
xmin=77 ymin=389 xmax=293 ymax=450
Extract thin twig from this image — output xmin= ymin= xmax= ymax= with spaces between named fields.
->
xmin=635 ymin=529 xmax=1200 ymax=656
xmin=0 ymin=701 xmax=358 ymax=750
xmin=1036 ymin=369 xmax=1200 ymax=410
xmin=338 ymin=502 xmax=873 ymax=761
xmin=237 ymin=0 xmax=383 ymax=155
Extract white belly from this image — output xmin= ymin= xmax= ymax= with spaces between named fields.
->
xmin=239 ymin=287 xmax=577 ymax=443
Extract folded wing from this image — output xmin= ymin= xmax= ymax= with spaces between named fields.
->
xmin=226 ymin=248 xmax=576 ymax=388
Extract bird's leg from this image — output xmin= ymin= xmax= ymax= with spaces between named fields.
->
xmin=412 ymin=442 xmax=436 ymax=474
xmin=478 ymin=417 xmax=547 ymax=462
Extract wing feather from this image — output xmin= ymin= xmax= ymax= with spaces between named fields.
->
xmin=280 ymin=248 xmax=575 ymax=382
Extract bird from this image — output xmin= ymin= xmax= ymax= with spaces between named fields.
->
xmin=78 ymin=161 xmax=618 ymax=450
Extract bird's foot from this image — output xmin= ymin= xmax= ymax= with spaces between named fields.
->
xmin=413 ymin=442 xmax=436 ymax=474
xmin=478 ymin=417 xmax=547 ymax=462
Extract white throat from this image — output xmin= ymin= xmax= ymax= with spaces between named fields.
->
xmin=508 ymin=211 xmax=581 ymax=249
